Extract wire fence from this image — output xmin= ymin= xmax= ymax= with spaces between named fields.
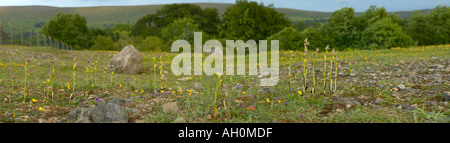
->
xmin=0 ymin=21 xmax=73 ymax=50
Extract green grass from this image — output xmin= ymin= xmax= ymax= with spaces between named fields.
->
xmin=0 ymin=44 xmax=449 ymax=123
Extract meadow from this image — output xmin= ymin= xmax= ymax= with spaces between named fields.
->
xmin=0 ymin=44 xmax=448 ymax=123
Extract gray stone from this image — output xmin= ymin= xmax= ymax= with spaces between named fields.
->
xmin=396 ymin=84 xmax=406 ymax=90
xmin=108 ymin=45 xmax=143 ymax=74
xmin=374 ymin=98 xmax=385 ymax=104
xmin=405 ymin=87 xmax=419 ymax=93
xmin=444 ymin=91 xmax=450 ymax=101
xmin=90 ymin=98 xmax=128 ymax=123
xmin=162 ymin=102 xmax=179 ymax=114
xmin=332 ymin=97 xmax=361 ymax=106
xmin=75 ymin=108 xmax=93 ymax=123
xmin=67 ymin=108 xmax=81 ymax=122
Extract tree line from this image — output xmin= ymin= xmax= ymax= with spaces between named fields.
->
xmin=40 ymin=0 xmax=450 ymax=51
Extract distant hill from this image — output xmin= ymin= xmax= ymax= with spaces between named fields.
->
xmin=0 ymin=3 xmax=434 ymax=33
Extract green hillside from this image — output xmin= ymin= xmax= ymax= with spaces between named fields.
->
xmin=0 ymin=3 xmax=433 ymax=33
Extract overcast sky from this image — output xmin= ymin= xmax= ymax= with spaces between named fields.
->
xmin=0 ymin=0 xmax=448 ymax=12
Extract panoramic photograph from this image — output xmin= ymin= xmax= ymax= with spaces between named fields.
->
xmin=0 ymin=0 xmax=449 ymax=125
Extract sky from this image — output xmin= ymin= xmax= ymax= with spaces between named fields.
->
xmin=0 ymin=0 xmax=449 ymax=12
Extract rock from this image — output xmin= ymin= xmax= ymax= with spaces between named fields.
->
xmin=444 ymin=91 xmax=450 ymax=101
xmin=431 ymin=57 xmax=438 ymax=60
xmin=67 ymin=108 xmax=82 ymax=122
xmin=162 ymin=102 xmax=179 ymax=114
xmin=173 ymin=117 xmax=186 ymax=123
xmin=38 ymin=118 xmax=45 ymax=123
xmin=108 ymin=45 xmax=143 ymax=74
xmin=192 ymin=82 xmax=203 ymax=89
xmin=374 ymin=98 xmax=385 ymax=104
xmin=396 ymin=84 xmax=406 ymax=90
xmin=428 ymin=64 xmax=444 ymax=69
xmin=405 ymin=87 xmax=418 ymax=93
xmin=90 ymin=98 xmax=128 ymax=123
xmin=332 ymin=97 xmax=361 ymax=106
xmin=75 ymin=108 xmax=93 ymax=123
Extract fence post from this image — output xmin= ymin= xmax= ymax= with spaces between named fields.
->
xmin=29 ymin=30 xmax=32 ymax=47
xmin=43 ymin=35 xmax=46 ymax=47
xmin=36 ymin=32 xmax=39 ymax=47
xmin=49 ymin=37 xmax=52 ymax=48
xmin=19 ymin=25 xmax=23 ymax=46
xmin=0 ymin=21 xmax=2 ymax=45
xmin=8 ymin=23 xmax=12 ymax=45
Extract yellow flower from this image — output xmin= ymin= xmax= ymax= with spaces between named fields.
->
xmin=242 ymin=92 xmax=246 ymax=94
xmin=161 ymin=90 xmax=165 ymax=93
xmin=298 ymin=91 xmax=303 ymax=95
xmin=39 ymin=107 xmax=44 ymax=111
xmin=119 ymin=84 xmax=122 ymax=88
xmin=266 ymin=98 xmax=270 ymax=103
xmin=32 ymin=99 xmax=38 ymax=103
xmin=141 ymin=90 xmax=144 ymax=93
xmin=278 ymin=100 xmax=281 ymax=103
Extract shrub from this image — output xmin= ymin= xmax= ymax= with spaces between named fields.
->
xmin=136 ymin=36 xmax=165 ymax=51
xmin=91 ymin=35 xmax=119 ymax=51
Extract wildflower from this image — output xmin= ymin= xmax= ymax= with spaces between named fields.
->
xmin=119 ymin=84 xmax=122 ymax=88
xmin=141 ymin=90 xmax=144 ymax=93
xmin=277 ymin=100 xmax=281 ymax=103
xmin=266 ymin=98 xmax=270 ymax=103
xmin=298 ymin=91 xmax=302 ymax=95
xmin=39 ymin=107 xmax=44 ymax=111
xmin=32 ymin=99 xmax=38 ymax=103
xmin=242 ymin=92 xmax=246 ymax=94
xmin=95 ymin=97 xmax=100 ymax=103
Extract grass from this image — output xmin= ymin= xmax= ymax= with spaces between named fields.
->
xmin=0 ymin=44 xmax=449 ymax=123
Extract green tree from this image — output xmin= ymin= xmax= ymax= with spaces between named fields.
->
xmin=136 ymin=36 xmax=165 ymax=51
xmin=161 ymin=18 xmax=199 ymax=50
xmin=360 ymin=18 xmax=414 ymax=49
xmin=405 ymin=5 xmax=450 ymax=45
xmin=133 ymin=4 xmax=220 ymax=37
xmin=220 ymin=0 xmax=290 ymax=40
xmin=91 ymin=35 xmax=119 ymax=51
xmin=41 ymin=12 xmax=93 ymax=50
xmin=328 ymin=7 xmax=356 ymax=50
xmin=267 ymin=27 xmax=303 ymax=50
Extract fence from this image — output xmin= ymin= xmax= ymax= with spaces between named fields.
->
xmin=0 ymin=21 xmax=72 ymax=50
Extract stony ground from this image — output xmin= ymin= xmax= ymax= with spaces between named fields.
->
xmin=0 ymin=45 xmax=449 ymax=123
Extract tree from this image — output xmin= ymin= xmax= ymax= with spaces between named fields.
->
xmin=133 ymin=14 xmax=160 ymax=37
xmin=328 ymin=7 xmax=356 ymax=50
xmin=405 ymin=5 xmax=450 ymax=45
xmin=161 ymin=18 xmax=199 ymax=50
xmin=220 ymin=0 xmax=290 ymax=40
xmin=267 ymin=27 xmax=303 ymax=50
xmin=41 ymin=12 xmax=93 ymax=50
xmin=133 ymin=4 xmax=220 ymax=37
xmin=360 ymin=18 xmax=413 ymax=49
xmin=91 ymin=35 xmax=119 ymax=51
xmin=136 ymin=36 xmax=165 ymax=51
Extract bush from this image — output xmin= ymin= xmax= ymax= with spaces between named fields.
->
xmin=267 ymin=27 xmax=303 ymax=51
xmin=161 ymin=18 xmax=199 ymax=44
xmin=360 ymin=18 xmax=414 ymax=49
xmin=136 ymin=36 xmax=165 ymax=51
xmin=91 ymin=35 xmax=119 ymax=51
